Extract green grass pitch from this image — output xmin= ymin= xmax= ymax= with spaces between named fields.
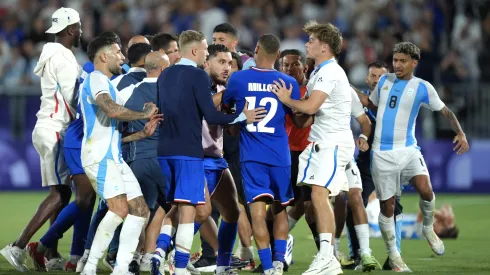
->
xmin=0 ymin=192 xmax=489 ymax=274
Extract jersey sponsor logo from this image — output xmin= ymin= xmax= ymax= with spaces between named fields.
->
xmin=248 ymin=83 xmax=273 ymax=92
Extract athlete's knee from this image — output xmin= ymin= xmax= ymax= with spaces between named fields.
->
xmin=108 ymin=195 xmax=130 ymax=219
xmin=348 ymin=189 xmax=364 ymax=208
xmin=49 ymin=185 xmax=71 ymax=206
xmin=379 ymin=197 xmax=395 ymax=216
xmin=128 ymin=196 xmax=150 ymax=218
xmin=195 ymin=203 xmax=211 ymax=223
xmin=310 ymin=187 xmax=328 ymax=205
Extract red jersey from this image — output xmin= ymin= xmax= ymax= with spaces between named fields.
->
xmin=285 ymin=86 xmax=311 ymax=152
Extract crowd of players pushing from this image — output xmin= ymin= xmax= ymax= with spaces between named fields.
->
xmin=0 ymin=6 xmax=470 ymax=275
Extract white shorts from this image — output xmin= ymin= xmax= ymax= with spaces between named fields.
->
xmin=371 ymin=146 xmax=429 ymax=201
xmin=298 ymin=142 xmax=355 ymax=197
xmin=32 ymin=127 xmax=69 ymax=187
xmin=345 ymin=159 xmax=362 ymax=191
xmin=84 ymin=159 xmax=143 ymax=200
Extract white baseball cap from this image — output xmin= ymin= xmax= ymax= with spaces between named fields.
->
xmin=46 ymin=7 xmax=80 ymax=34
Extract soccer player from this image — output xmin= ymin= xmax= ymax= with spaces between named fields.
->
xmin=0 ymin=7 xmax=81 ymax=272
xmin=79 ymin=35 xmax=155 ymax=275
xmin=151 ymin=30 xmax=264 ymax=275
xmin=121 ymin=51 xmax=170 ymax=272
xmin=355 ymin=42 xmax=469 ymax=271
xmin=272 ymin=21 xmax=353 ymax=275
xmin=213 ymin=23 xmax=255 ymax=269
xmin=223 ymin=34 xmax=300 ymax=275
xmin=151 ymin=32 xmax=181 ymax=65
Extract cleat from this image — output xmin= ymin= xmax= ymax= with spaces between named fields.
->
xmin=187 ymin=261 xmax=201 ymax=275
xmin=383 ymin=256 xmax=392 ymax=270
xmin=215 ymin=267 xmax=239 ymax=275
xmin=0 ymin=244 xmax=29 ymax=272
xmin=422 ymin=227 xmax=445 ymax=255
xmin=150 ymin=249 xmax=167 ymax=275
xmin=76 ymin=251 xmax=89 ymax=273
xmin=46 ymin=256 xmax=67 ymax=271
xmin=103 ymin=253 xmax=116 ymax=271
xmin=241 ymin=258 xmax=256 ymax=271
xmin=360 ymin=253 xmax=381 ymax=272
xmin=64 ymin=261 xmax=77 ymax=272
xmin=302 ymin=253 xmax=343 ymax=275
xmin=389 ymin=256 xmax=412 ymax=273
xmin=273 ymin=261 xmax=284 ymax=275
xmin=26 ymin=242 xmax=47 ymax=272
xmin=193 ymin=255 xmax=217 ymax=272
xmin=284 ymin=234 xmax=294 ymax=267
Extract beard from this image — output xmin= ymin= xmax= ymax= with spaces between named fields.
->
xmin=210 ymin=70 xmax=226 ymax=86
xmin=109 ymin=64 xmax=123 ymax=76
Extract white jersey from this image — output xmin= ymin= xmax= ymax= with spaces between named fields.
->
xmin=33 ymin=42 xmax=81 ymax=131
xmin=80 ymin=71 xmax=124 ymax=167
xmin=306 ymin=58 xmax=353 ymax=145
xmin=369 ymin=73 xmax=445 ymax=151
xmin=351 ymin=87 xmax=365 ymax=118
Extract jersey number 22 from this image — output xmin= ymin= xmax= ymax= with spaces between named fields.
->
xmin=245 ymin=96 xmax=277 ymax=133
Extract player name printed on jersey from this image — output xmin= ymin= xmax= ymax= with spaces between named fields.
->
xmin=248 ymin=82 xmax=274 ymax=92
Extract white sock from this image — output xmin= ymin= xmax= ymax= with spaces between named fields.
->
xmin=419 ymin=194 xmax=435 ymax=228
xmin=142 ymin=252 xmax=152 ymax=262
xmin=288 ymin=216 xmax=298 ymax=231
xmin=378 ymin=213 xmax=400 ymax=258
xmin=354 ymin=224 xmax=371 ymax=256
xmin=175 ymin=223 xmax=193 ymax=275
xmin=318 ymin=233 xmax=333 ymax=258
xmin=161 ymin=224 xmax=177 ymax=236
xmin=334 ymin=238 xmax=341 ymax=254
xmin=113 ymin=214 xmax=146 ymax=272
xmin=241 ymin=246 xmax=254 ymax=260
xmin=84 ymin=211 xmax=123 ymax=271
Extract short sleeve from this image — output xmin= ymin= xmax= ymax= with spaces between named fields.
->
xmin=311 ymin=68 xmax=338 ymax=96
xmin=88 ymin=73 xmax=110 ymax=100
xmin=350 ymin=88 xmax=365 ymax=117
xmin=422 ymin=81 xmax=445 ymax=111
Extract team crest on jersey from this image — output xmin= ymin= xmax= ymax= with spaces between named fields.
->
xmin=317 ymin=77 xmax=323 ymax=82
xmin=382 ymin=86 xmax=389 ymax=90
xmin=407 ymin=88 xmax=414 ymax=96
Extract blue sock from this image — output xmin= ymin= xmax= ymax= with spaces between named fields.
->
xmin=157 ymin=234 xmax=172 ymax=252
xmin=273 ymin=240 xmax=287 ymax=262
xmin=40 ymin=201 xmax=80 ymax=248
xmin=108 ymin=224 xmax=122 ymax=254
xmin=85 ymin=199 xmax=109 ymax=249
xmin=258 ymin=248 xmax=273 ymax=271
xmin=70 ymin=203 xmax=93 ymax=256
xmin=395 ymin=215 xmax=402 ymax=254
xmin=174 ymin=250 xmax=190 ymax=269
xmin=217 ymin=221 xmax=238 ymax=267
xmin=194 ymin=222 xmax=202 ymax=235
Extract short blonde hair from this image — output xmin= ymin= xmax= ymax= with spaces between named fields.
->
xmin=303 ymin=21 xmax=343 ymax=55
xmin=179 ymin=30 xmax=205 ymax=50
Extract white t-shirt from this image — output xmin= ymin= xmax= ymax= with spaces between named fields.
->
xmin=351 ymin=87 xmax=365 ymax=118
xmin=306 ymin=58 xmax=354 ymax=145
xmin=80 ymin=71 xmax=124 ymax=167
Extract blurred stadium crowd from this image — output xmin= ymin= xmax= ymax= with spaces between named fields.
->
xmin=1 ymin=0 xmax=490 ymax=137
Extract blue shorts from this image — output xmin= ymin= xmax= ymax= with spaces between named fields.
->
xmin=241 ymin=161 xmax=293 ymax=205
xmin=64 ymin=148 xmax=84 ymax=176
xmin=204 ymin=157 xmax=228 ymax=196
xmin=158 ymin=156 xmax=205 ymax=205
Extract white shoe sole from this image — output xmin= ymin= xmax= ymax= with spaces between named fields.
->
xmin=0 ymin=246 xmax=29 ymax=272
xmin=196 ymin=264 xmax=216 ymax=272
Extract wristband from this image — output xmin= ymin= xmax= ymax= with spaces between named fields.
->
xmin=359 ymin=134 xmax=368 ymax=141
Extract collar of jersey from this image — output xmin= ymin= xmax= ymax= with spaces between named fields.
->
xmin=142 ymin=77 xmax=157 ymax=83
xmin=128 ymin=67 xmax=146 ymax=73
xmin=251 ymin=67 xmax=276 ymax=72
xmin=176 ymin=58 xmax=197 ymax=67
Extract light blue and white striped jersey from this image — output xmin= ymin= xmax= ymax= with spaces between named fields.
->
xmin=369 ymin=73 xmax=445 ymax=151
xmin=80 ymin=70 xmax=124 ymax=167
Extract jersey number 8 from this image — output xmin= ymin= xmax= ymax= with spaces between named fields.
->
xmin=245 ymin=96 xmax=277 ymax=133
xmin=389 ymin=95 xmax=398 ymax=108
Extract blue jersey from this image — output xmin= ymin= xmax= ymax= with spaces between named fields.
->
xmin=223 ymin=67 xmax=300 ymax=167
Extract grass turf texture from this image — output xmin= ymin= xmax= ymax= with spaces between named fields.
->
xmin=0 ymin=193 xmax=489 ymax=274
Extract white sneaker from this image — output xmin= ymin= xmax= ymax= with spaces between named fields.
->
xmin=81 ymin=269 xmax=97 ymax=275
xmin=262 ymin=268 xmax=275 ymax=275
xmin=302 ymin=253 xmax=343 ymax=275
xmin=45 ymin=256 xmax=67 ymax=271
xmin=389 ymin=255 xmax=412 ymax=272
xmin=0 ymin=244 xmax=29 ymax=272
xmin=77 ymin=250 xmax=90 ymax=273
xmin=215 ymin=267 xmax=238 ymax=275
xmin=422 ymin=227 xmax=445 ymax=255
xmin=167 ymin=249 xmax=175 ymax=274
xmin=273 ymin=261 xmax=284 ymax=275
xmin=140 ymin=254 xmax=152 ymax=272
xmin=285 ymin=234 xmax=294 ymax=266
xmin=151 ymin=249 xmax=167 ymax=275
xmin=187 ymin=261 xmax=201 ymax=275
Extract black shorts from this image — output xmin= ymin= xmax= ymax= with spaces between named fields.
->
xmin=291 ymin=150 xmax=311 ymax=203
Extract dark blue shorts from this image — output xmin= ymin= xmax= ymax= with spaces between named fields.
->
xmin=158 ymin=156 xmax=205 ymax=205
xmin=64 ymin=148 xmax=84 ymax=176
xmin=241 ymin=161 xmax=293 ymax=205
xmin=130 ymin=157 xmax=166 ymax=210
xmin=204 ymin=157 xmax=228 ymax=196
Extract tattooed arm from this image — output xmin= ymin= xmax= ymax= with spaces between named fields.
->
xmin=439 ymin=106 xmax=469 ymax=154
xmin=121 ymin=114 xmax=163 ymax=143
xmin=95 ymin=93 xmax=157 ymax=121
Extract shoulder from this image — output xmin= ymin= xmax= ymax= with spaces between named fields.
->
xmin=276 ymin=72 xmax=296 ymax=84
xmin=414 ymin=77 xmax=435 ymax=90
xmin=380 ymin=73 xmax=396 ymax=84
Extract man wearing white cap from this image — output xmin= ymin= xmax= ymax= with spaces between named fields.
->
xmin=0 ymin=7 xmax=82 ymax=272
